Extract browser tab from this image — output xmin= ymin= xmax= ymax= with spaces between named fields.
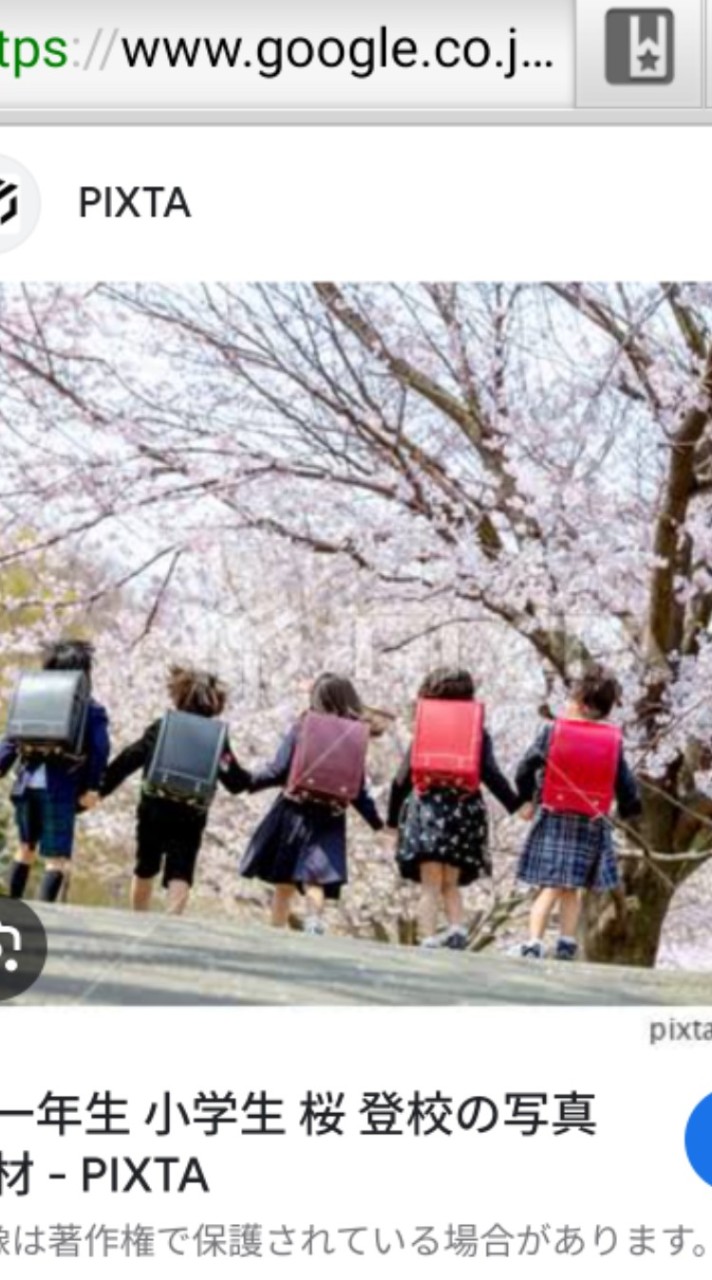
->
xmin=576 ymin=0 xmax=703 ymax=106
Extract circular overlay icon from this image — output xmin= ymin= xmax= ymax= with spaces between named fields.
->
xmin=685 ymin=1094 xmax=712 ymax=1187
xmin=0 ymin=155 xmax=41 ymax=253
xmin=0 ymin=900 xmax=48 ymax=1001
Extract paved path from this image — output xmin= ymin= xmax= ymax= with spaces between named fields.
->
xmin=10 ymin=904 xmax=712 ymax=1006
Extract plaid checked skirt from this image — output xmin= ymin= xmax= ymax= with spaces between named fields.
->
xmin=517 ymin=809 xmax=620 ymax=892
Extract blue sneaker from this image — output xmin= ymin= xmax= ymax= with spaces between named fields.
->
xmin=554 ymin=937 xmax=578 ymax=961
xmin=444 ymin=926 xmax=468 ymax=951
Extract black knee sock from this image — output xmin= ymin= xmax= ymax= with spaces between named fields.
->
xmin=8 ymin=861 xmax=31 ymax=899
xmin=38 ymin=870 xmax=65 ymax=903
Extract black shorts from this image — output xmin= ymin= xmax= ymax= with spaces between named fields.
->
xmin=135 ymin=800 xmax=206 ymax=888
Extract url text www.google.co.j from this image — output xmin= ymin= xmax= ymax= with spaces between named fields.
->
xmin=0 ymin=26 xmax=551 ymax=81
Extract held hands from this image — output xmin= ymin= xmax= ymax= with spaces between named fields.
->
xmin=518 ymin=802 xmax=535 ymax=822
xmin=372 ymin=829 xmax=398 ymax=860
xmin=78 ymin=791 xmax=101 ymax=811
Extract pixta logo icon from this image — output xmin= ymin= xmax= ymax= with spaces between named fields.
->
xmin=0 ymin=155 xmax=41 ymax=251
xmin=0 ymin=179 xmax=19 ymax=226
xmin=605 ymin=9 xmax=675 ymax=84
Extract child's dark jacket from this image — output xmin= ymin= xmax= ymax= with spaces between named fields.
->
xmin=515 ymin=723 xmax=642 ymax=892
xmin=0 ymin=699 xmax=110 ymax=803
xmin=101 ymin=718 xmax=250 ymax=823
xmin=240 ymin=723 xmax=383 ymax=896
xmin=387 ymin=729 xmax=519 ymax=885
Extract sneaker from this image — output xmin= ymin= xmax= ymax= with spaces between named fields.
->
xmin=304 ymin=917 xmax=326 ymax=937
xmin=444 ymin=926 xmax=468 ymax=951
xmin=511 ymin=939 xmax=546 ymax=960
xmin=420 ymin=933 xmax=446 ymax=949
xmin=554 ymin=937 xmax=578 ymax=961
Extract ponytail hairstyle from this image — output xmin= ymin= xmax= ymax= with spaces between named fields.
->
xmin=309 ymin=672 xmax=364 ymax=721
xmin=167 ymin=665 xmax=228 ymax=718
xmin=42 ymin=639 xmax=94 ymax=690
xmin=418 ymin=667 xmax=475 ymax=702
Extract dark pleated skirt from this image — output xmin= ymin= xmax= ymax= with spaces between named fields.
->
xmin=240 ymin=795 xmax=348 ymax=899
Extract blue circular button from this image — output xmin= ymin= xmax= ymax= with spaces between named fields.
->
xmin=685 ymin=1095 xmax=712 ymax=1187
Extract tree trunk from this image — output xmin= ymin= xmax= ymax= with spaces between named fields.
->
xmin=583 ymin=777 xmax=712 ymax=967
xmin=582 ymin=867 xmax=673 ymax=967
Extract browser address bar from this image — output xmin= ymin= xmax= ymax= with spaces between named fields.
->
xmin=1 ymin=0 xmax=574 ymax=109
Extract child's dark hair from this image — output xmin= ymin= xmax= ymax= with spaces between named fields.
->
xmin=419 ymin=667 xmax=475 ymax=701
xmin=168 ymin=665 xmax=227 ymax=718
xmin=571 ymin=664 xmax=621 ymax=720
xmin=310 ymin=672 xmax=363 ymax=720
xmin=42 ymin=639 xmax=94 ymax=677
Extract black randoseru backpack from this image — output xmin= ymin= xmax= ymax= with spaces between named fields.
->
xmin=144 ymin=710 xmax=228 ymax=810
xmin=6 ymin=670 xmax=90 ymax=758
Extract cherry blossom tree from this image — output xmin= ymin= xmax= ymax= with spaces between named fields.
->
xmin=2 ymin=281 xmax=712 ymax=965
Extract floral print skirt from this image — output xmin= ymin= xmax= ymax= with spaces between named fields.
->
xmin=396 ymin=787 xmax=491 ymax=887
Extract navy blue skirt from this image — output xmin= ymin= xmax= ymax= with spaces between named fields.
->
xmin=13 ymin=792 xmax=77 ymax=859
xmin=240 ymin=795 xmax=348 ymax=899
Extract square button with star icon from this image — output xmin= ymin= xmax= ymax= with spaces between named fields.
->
xmin=576 ymin=0 xmax=702 ymax=108
xmin=606 ymin=9 xmax=675 ymax=83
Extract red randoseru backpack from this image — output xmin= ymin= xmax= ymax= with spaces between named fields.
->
xmin=286 ymin=711 xmax=370 ymax=806
xmin=412 ymin=699 xmax=485 ymax=794
xmin=541 ymin=718 xmax=622 ymax=817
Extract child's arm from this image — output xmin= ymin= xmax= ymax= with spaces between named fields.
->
xmin=217 ymin=737 xmax=253 ymax=795
xmin=615 ymin=751 xmax=643 ymax=821
xmin=0 ymin=739 xmax=18 ymax=779
xmin=100 ymin=724 xmax=155 ymax=798
xmin=352 ymin=779 xmax=385 ymax=832
xmin=247 ymin=727 xmax=297 ymax=794
xmin=481 ymin=732 xmax=520 ymax=813
xmin=514 ymin=727 xmax=551 ymax=806
xmin=386 ymin=747 xmax=413 ymax=829
xmin=79 ymin=704 xmax=111 ymax=808
xmin=86 ymin=705 xmax=111 ymax=785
